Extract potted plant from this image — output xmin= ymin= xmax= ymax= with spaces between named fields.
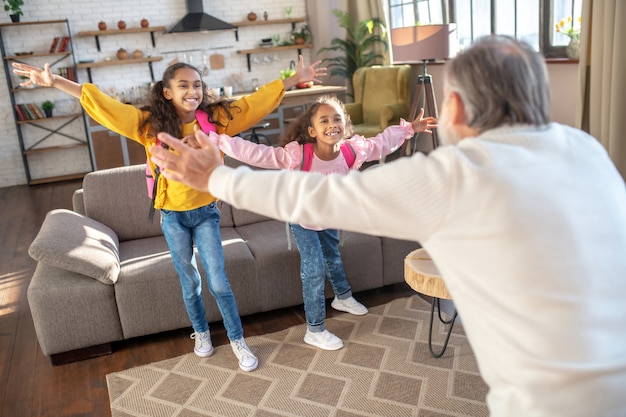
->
xmin=317 ymin=9 xmax=387 ymax=97
xmin=41 ymin=100 xmax=54 ymax=117
xmin=3 ymin=0 xmax=24 ymax=22
xmin=291 ymin=25 xmax=311 ymax=45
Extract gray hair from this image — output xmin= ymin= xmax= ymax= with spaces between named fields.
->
xmin=443 ymin=35 xmax=550 ymax=132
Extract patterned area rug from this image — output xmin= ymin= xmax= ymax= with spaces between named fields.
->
xmin=107 ymin=295 xmax=488 ymax=417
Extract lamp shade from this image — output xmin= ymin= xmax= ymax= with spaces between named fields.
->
xmin=391 ymin=24 xmax=457 ymax=63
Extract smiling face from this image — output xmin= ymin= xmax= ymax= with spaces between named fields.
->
xmin=307 ymin=103 xmax=345 ymax=149
xmin=162 ymin=66 xmax=203 ymax=122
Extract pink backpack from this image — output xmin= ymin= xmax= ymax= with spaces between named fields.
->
xmin=146 ymin=109 xmax=216 ymax=222
xmin=300 ymin=141 xmax=356 ymax=171
xmin=146 ymin=109 xmax=216 ymax=198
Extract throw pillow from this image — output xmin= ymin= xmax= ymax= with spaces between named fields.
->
xmin=29 ymin=209 xmax=121 ymax=284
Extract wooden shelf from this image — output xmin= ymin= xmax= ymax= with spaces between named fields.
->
xmin=76 ymin=56 xmax=162 ymax=69
xmin=77 ymin=26 xmax=166 ymax=52
xmin=231 ymin=17 xmax=306 ymax=27
xmin=0 ymin=19 xmax=68 ymax=28
xmin=23 ymin=143 xmax=87 ymax=155
xmin=4 ymin=52 xmax=72 ymax=60
xmin=237 ymin=44 xmax=313 ymax=72
xmin=77 ymin=26 xmax=166 ymax=37
xmin=29 ymin=172 xmax=89 ymax=185
xmin=237 ymin=43 xmax=313 ymax=55
xmin=17 ymin=112 xmax=83 ymax=124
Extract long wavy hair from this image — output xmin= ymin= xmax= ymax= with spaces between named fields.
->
xmin=279 ymin=95 xmax=354 ymax=147
xmin=139 ymin=62 xmax=240 ymax=138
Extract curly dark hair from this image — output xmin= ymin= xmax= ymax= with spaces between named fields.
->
xmin=278 ymin=95 xmax=354 ymax=147
xmin=139 ymin=62 xmax=240 ymax=138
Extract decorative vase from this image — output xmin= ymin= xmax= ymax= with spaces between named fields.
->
xmin=117 ymin=48 xmax=128 ymax=60
xmin=247 ymin=12 xmax=257 ymax=21
xmin=566 ymin=38 xmax=580 ymax=59
xmin=98 ymin=21 xmax=107 ymax=30
xmin=141 ymin=18 xmax=149 ymax=28
xmin=118 ymin=20 xmax=126 ymax=30
xmin=10 ymin=14 xmax=20 ymax=23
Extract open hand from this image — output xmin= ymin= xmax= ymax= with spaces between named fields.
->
xmin=150 ymin=130 xmax=221 ymax=193
xmin=12 ymin=62 xmax=55 ymax=88
xmin=412 ymin=108 xmax=438 ymax=134
xmin=294 ymin=55 xmax=327 ymax=84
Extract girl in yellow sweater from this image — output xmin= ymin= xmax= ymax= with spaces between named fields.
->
xmin=14 ymin=58 xmax=325 ymax=371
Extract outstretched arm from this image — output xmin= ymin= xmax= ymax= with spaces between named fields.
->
xmin=282 ymin=55 xmax=327 ymax=91
xmin=12 ymin=62 xmax=82 ymax=98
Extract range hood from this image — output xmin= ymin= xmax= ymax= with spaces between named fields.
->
xmin=167 ymin=0 xmax=235 ymax=33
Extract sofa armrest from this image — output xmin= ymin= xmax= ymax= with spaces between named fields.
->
xmin=345 ymin=103 xmax=364 ymax=125
xmin=72 ymin=189 xmax=85 ymax=215
xmin=380 ymin=102 xmax=410 ymax=129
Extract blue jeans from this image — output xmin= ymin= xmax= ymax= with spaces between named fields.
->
xmin=161 ymin=203 xmax=243 ymax=341
xmin=289 ymin=224 xmax=353 ymax=332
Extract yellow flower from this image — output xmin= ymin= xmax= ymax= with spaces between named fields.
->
xmin=556 ymin=16 xmax=581 ymax=40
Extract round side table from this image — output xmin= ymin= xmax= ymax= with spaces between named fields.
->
xmin=404 ymin=248 xmax=457 ymax=357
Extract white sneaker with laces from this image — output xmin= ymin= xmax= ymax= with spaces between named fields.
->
xmin=331 ymin=296 xmax=368 ymax=315
xmin=191 ymin=331 xmax=214 ymax=357
xmin=230 ymin=338 xmax=258 ymax=372
xmin=303 ymin=329 xmax=343 ymax=350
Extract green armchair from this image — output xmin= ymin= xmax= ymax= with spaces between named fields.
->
xmin=345 ymin=65 xmax=412 ymax=138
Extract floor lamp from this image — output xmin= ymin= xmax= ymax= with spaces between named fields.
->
xmin=391 ymin=24 xmax=456 ymax=153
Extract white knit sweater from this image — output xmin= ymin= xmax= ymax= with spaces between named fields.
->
xmin=210 ymin=123 xmax=626 ymax=417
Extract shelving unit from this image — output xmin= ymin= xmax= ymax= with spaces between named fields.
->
xmin=76 ymin=26 xmax=166 ymax=83
xmin=0 ymin=19 xmax=93 ymax=185
xmin=232 ymin=17 xmax=312 ymax=71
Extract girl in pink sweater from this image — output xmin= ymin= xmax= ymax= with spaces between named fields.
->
xmin=210 ymin=95 xmax=436 ymax=350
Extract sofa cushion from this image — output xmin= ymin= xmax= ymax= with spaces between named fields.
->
xmin=82 ymin=164 xmax=163 ymax=241
xmin=29 ymin=209 xmax=121 ymax=284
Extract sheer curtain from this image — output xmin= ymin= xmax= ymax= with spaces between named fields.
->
xmin=577 ymin=0 xmax=626 ymax=180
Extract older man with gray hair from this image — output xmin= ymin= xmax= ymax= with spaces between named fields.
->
xmin=151 ymin=36 xmax=626 ymax=416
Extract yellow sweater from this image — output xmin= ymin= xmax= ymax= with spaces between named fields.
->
xmin=80 ymin=81 xmax=285 ymax=211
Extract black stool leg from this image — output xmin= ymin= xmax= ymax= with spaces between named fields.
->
xmin=428 ymin=297 xmax=458 ymax=358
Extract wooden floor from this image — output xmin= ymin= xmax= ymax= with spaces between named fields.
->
xmin=0 ymin=179 xmax=415 ymax=417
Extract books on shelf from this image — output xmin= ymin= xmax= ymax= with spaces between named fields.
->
xmin=14 ymin=103 xmax=48 ymax=121
xmin=49 ymin=37 xmax=60 ymax=53
xmin=57 ymin=36 xmax=70 ymax=53
xmin=57 ymin=66 xmax=77 ymax=82
xmin=49 ymin=35 xmax=70 ymax=53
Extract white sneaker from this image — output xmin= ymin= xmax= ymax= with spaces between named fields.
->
xmin=331 ymin=296 xmax=368 ymax=315
xmin=230 ymin=338 xmax=258 ymax=372
xmin=191 ymin=331 xmax=214 ymax=357
xmin=304 ymin=329 xmax=343 ymax=350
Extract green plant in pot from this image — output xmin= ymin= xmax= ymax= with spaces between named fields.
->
xmin=41 ymin=100 xmax=54 ymax=117
xmin=317 ymin=9 xmax=387 ymax=97
xmin=3 ymin=0 xmax=24 ymax=22
xmin=291 ymin=25 xmax=311 ymax=45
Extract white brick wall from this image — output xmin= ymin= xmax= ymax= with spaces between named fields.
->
xmin=0 ymin=0 xmax=313 ymax=187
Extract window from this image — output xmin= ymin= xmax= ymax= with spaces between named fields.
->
xmin=387 ymin=0 xmax=583 ymax=57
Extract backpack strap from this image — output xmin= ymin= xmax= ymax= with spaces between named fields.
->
xmin=146 ymin=109 xmax=217 ymax=222
xmin=300 ymin=142 xmax=315 ymax=171
xmin=340 ymin=142 xmax=356 ymax=169
xmin=300 ymin=142 xmax=356 ymax=171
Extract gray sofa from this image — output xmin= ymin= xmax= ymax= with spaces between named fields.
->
xmin=27 ymin=161 xmax=419 ymax=364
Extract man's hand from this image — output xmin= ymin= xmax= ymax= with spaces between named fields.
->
xmin=150 ymin=130 xmax=221 ymax=193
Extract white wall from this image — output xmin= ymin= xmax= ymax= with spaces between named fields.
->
xmin=0 ymin=0 xmax=311 ymax=187
xmin=0 ymin=1 xmax=581 ymax=187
